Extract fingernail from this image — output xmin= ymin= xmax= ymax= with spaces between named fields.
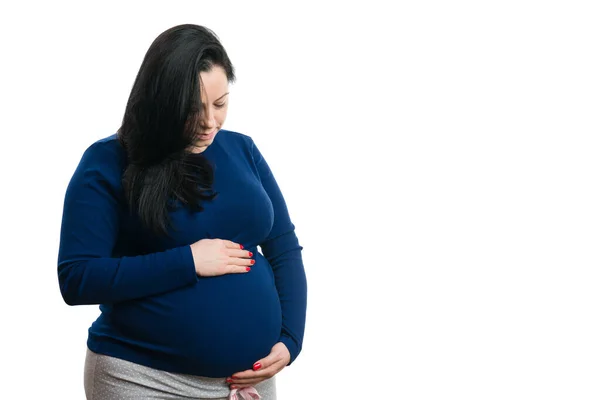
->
xmin=246 ymin=267 xmax=251 ymax=272
xmin=231 ymin=385 xmax=237 ymax=389
xmin=250 ymin=259 xmax=255 ymax=265
xmin=226 ymin=378 xmax=232 ymax=383
xmin=232 ymin=376 xmax=240 ymax=379
xmin=253 ymin=362 xmax=262 ymax=370
xmin=240 ymin=244 xmax=244 ymax=249
xmin=249 ymin=251 xmax=253 ymax=257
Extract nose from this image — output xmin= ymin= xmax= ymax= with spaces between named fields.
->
xmin=201 ymin=108 xmax=217 ymax=132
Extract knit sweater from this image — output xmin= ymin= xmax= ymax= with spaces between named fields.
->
xmin=57 ymin=130 xmax=307 ymax=377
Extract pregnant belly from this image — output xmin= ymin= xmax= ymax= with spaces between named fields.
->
xmin=108 ymin=254 xmax=282 ymax=377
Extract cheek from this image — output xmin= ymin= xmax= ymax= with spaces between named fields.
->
xmin=216 ymin=107 xmax=228 ymax=125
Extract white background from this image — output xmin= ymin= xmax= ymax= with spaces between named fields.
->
xmin=1 ymin=1 xmax=599 ymax=399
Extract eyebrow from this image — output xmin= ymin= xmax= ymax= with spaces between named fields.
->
xmin=215 ymin=92 xmax=230 ymax=102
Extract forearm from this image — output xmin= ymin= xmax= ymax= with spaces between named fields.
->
xmin=58 ymin=245 xmax=197 ymax=305
xmin=251 ymin=137 xmax=308 ymax=363
xmin=262 ymin=232 xmax=307 ymax=364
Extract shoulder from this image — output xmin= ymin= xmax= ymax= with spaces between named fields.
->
xmin=214 ymin=129 xmax=262 ymax=159
xmin=69 ymin=133 xmax=125 ymax=192
xmin=81 ymin=133 xmax=125 ymax=164
xmin=215 ymin=129 xmax=255 ymax=148
xmin=79 ymin=133 xmax=125 ymax=169
xmin=215 ymin=129 xmax=263 ymax=160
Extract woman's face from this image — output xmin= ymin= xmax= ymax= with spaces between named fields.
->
xmin=190 ymin=65 xmax=230 ymax=153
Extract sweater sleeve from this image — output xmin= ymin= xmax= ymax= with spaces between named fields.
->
xmin=57 ymin=142 xmax=198 ymax=306
xmin=251 ymin=139 xmax=308 ymax=365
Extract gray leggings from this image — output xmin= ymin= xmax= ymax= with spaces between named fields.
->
xmin=84 ymin=348 xmax=277 ymax=399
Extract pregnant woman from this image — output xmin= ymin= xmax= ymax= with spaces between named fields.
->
xmin=57 ymin=24 xmax=307 ymax=400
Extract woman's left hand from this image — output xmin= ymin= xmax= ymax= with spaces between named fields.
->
xmin=227 ymin=342 xmax=290 ymax=389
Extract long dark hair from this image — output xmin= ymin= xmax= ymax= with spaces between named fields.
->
xmin=117 ymin=24 xmax=235 ymax=235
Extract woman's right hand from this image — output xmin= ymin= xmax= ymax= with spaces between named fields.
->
xmin=190 ymin=239 xmax=254 ymax=277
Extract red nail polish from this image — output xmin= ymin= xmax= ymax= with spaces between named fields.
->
xmin=232 ymin=376 xmax=239 ymax=379
xmin=253 ymin=362 xmax=262 ymax=370
xmin=240 ymin=244 xmax=244 ymax=249
xmin=246 ymin=267 xmax=251 ymax=272
xmin=251 ymin=259 xmax=255 ymax=265
xmin=226 ymin=378 xmax=232 ymax=383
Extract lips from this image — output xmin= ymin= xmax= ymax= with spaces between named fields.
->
xmin=198 ymin=130 xmax=217 ymax=141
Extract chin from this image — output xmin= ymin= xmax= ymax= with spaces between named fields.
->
xmin=199 ymin=138 xmax=215 ymax=147
xmin=190 ymin=141 xmax=212 ymax=154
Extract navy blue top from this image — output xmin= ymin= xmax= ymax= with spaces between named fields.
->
xmin=57 ymin=130 xmax=307 ymax=377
